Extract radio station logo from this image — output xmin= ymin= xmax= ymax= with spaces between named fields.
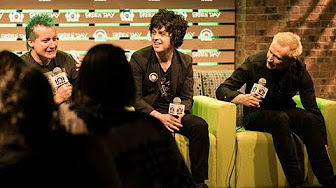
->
xmin=29 ymin=12 xmax=60 ymax=19
xmin=65 ymin=10 xmax=80 ymax=22
xmin=199 ymin=28 xmax=213 ymax=41
xmin=120 ymin=11 xmax=134 ymax=22
xmin=93 ymin=29 xmax=108 ymax=41
xmin=9 ymin=12 xmax=24 ymax=22
xmin=176 ymin=12 xmax=187 ymax=20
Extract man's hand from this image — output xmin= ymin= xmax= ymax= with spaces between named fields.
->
xmin=150 ymin=110 xmax=183 ymax=132
xmin=232 ymin=93 xmax=261 ymax=108
xmin=54 ymin=83 xmax=73 ymax=104
xmin=75 ymin=56 xmax=83 ymax=71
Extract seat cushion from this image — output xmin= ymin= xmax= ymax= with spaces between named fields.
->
xmin=235 ymin=131 xmax=288 ymax=188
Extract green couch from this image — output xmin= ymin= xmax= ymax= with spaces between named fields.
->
xmin=175 ymin=70 xmax=336 ymax=188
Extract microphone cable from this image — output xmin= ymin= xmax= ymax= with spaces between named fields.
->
xmin=228 ymin=106 xmax=252 ymax=188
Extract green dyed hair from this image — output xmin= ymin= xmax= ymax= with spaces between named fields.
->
xmin=25 ymin=14 xmax=56 ymax=50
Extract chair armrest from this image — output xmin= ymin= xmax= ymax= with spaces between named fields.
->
xmin=192 ymin=95 xmax=237 ymax=186
xmin=293 ymin=95 xmax=336 ymax=172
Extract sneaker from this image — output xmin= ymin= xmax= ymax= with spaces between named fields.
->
xmin=195 ymin=182 xmax=209 ymax=188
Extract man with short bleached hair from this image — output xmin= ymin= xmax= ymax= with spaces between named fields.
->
xmin=217 ymin=32 xmax=336 ymax=188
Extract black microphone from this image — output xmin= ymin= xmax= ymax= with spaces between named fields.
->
xmin=168 ymin=97 xmax=185 ymax=118
xmin=250 ymin=78 xmax=268 ymax=98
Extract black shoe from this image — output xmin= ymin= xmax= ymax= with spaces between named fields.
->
xmin=195 ymin=183 xmax=209 ymax=188
xmin=321 ymin=175 xmax=336 ymax=188
xmin=292 ymin=185 xmax=306 ymax=188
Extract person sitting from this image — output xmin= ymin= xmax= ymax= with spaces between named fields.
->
xmin=21 ymin=14 xmax=78 ymax=105
xmin=67 ymin=43 xmax=195 ymax=188
xmin=129 ymin=9 xmax=210 ymax=188
xmin=216 ymin=32 xmax=336 ymax=188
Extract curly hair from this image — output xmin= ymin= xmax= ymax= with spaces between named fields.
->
xmin=272 ymin=32 xmax=303 ymax=59
xmin=149 ymin=9 xmax=188 ymax=48
xmin=0 ymin=50 xmax=54 ymax=150
xmin=25 ymin=14 xmax=56 ymax=50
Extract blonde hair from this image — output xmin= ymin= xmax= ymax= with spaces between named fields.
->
xmin=272 ymin=32 xmax=303 ymax=58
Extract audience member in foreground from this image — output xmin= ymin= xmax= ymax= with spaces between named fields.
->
xmin=68 ymin=43 xmax=195 ymax=188
xmin=0 ymin=50 xmax=119 ymax=188
xmin=216 ymin=32 xmax=336 ymax=188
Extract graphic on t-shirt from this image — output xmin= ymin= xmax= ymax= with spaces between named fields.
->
xmin=159 ymin=77 xmax=170 ymax=97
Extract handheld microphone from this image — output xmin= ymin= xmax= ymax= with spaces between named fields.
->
xmin=250 ymin=78 xmax=268 ymax=98
xmin=50 ymin=67 xmax=69 ymax=90
xmin=168 ymin=97 xmax=185 ymax=117
xmin=45 ymin=67 xmax=70 ymax=94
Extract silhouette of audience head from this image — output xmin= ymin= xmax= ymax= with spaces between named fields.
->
xmin=0 ymin=50 xmax=55 ymax=150
xmin=74 ymin=44 xmax=134 ymax=107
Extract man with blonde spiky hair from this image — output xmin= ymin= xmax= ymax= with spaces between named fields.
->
xmin=217 ymin=32 xmax=336 ymax=188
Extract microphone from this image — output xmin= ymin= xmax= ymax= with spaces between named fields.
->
xmin=46 ymin=67 xmax=69 ymax=93
xmin=250 ymin=78 xmax=268 ymax=98
xmin=168 ymin=97 xmax=185 ymax=117
xmin=51 ymin=67 xmax=69 ymax=89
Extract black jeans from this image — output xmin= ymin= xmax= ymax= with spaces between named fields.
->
xmin=176 ymin=114 xmax=209 ymax=182
xmin=244 ymin=108 xmax=334 ymax=187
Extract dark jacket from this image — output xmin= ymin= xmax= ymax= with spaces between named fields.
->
xmin=129 ymin=46 xmax=194 ymax=114
xmin=216 ymin=51 xmax=324 ymax=122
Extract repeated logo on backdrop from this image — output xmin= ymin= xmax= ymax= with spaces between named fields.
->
xmin=65 ymin=10 xmax=80 ymax=22
xmin=93 ymin=29 xmax=108 ymax=41
xmin=120 ymin=11 xmax=135 ymax=22
xmin=29 ymin=12 xmax=60 ymax=19
xmin=9 ymin=12 xmax=24 ymax=22
xmin=199 ymin=28 xmax=213 ymax=41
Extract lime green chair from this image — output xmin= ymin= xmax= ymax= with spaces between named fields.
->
xmin=175 ymin=96 xmax=236 ymax=188
xmin=176 ymin=95 xmax=336 ymax=188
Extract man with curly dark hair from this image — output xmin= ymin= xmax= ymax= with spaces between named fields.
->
xmin=130 ymin=9 xmax=210 ymax=188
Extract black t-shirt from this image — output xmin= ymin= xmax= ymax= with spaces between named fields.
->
xmin=153 ymin=66 xmax=173 ymax=114
xmin=20 ymin=51 xmax=78 ymax=87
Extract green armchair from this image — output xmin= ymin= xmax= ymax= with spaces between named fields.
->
xmin=175 ymin=70 xmax=336 ymax=188
xmin=181 ymin=95 xmax=336 ymax=188
xmin=175 ymin=96 xmax=236 ymax=188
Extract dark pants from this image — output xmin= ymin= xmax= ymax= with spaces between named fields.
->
xmin=244 ymin=108 xmax=335 ymax=187
xmin=175 ymin=114 xmax=209 ymax=182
